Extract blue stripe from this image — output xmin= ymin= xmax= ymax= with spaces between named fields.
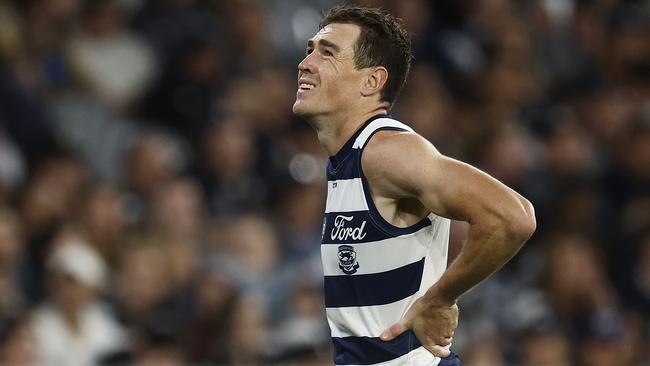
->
xmin=439 ymin=352 xmax=462 ymax=366
xmin=324 ymin=258 xmax=424 ymax=308
xmin=323 ymin=210 xmax=431 ymax=245
xmin=328 ymin=151 xmax=361 ymax=181
xmin=332 ymin=331 xmax=421 ymax=365
xmin=329 ymin=114 xmax=391 ymax=171
xmin=323 ymin=211 xmax=396 ymax=244
xmin=327 ymin=127 xmax=406 ymax=181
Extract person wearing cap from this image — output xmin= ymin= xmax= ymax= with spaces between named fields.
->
xmin=29 ymin=233 xmax=127 ymax=366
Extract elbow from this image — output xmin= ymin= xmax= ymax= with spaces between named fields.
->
xmin=509 ymin=198 xmax=536 ymax=244
xmin=472 ymin=197 xmax=537 ymax=247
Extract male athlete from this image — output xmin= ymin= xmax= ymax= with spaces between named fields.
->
xmin=292 ymin=5 xmax=536 ymax=366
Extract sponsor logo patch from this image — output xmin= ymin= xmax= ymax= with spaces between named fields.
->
xmin=331 ymin=215 xmax=367 ymax=241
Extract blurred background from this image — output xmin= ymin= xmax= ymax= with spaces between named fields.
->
xmin=0 ymin=0 xmax=648 ymax=365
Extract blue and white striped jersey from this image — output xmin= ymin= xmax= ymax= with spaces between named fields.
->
xmin=321 ymin=115 xmax=458 ymax=366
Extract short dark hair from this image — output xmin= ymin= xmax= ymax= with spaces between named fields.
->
xmin=320 ymin=5 xmax=413 ymax=109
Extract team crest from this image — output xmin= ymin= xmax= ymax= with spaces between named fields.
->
xmin=338 ymin=245 xmax=360 ymax=275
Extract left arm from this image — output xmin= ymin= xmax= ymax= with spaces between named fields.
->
xmin=361 ymin=131 xmax=536 ymax=356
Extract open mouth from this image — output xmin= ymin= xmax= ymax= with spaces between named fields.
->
xmin=298 ymin=81 xmax=316 ymax=91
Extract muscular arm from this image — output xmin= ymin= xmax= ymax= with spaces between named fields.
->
xmin=364 ymin=130 xmax=536 ymax=303
xmin=364 ymin=131 xmax=536 ymax=353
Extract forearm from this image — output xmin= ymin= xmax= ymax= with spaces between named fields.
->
xmin=423 ymin=207 xmax=535 ymax=305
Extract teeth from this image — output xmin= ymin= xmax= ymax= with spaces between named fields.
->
xmin=299 ymin=83 xmax=314 ymax=90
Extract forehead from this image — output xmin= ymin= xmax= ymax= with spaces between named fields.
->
xmin=312 ymin=23 xmax=361 ymax=49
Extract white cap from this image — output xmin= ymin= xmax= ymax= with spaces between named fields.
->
xmin=48 ymin=240 xmax=107 ymax=290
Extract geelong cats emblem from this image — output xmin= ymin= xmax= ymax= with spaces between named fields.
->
xmin=338 ymin=245 xmax=360 ymax=274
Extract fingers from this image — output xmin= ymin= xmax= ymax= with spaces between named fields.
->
xmin=380 ymin=322 xmax=408 ymax=341
xmin=426 ymin=344 xmax=452 ymax=358
xmin=439 ymin=336 xmax=453 ymax=347
xmin=423 ymin=335 xmax=453 ymax=357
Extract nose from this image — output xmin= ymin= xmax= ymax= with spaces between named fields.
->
xmin=298 ymin=52 xmax=316 ymax=75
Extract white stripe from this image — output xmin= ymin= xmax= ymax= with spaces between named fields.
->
xmin=419 ymin=215 xmax=451 ymax=292
xmin=353 ymin=118 xmax=414 ymax=149
xmin=335 ymin=346 xmax=441 ymax=366
xmin=321 ymin=228 xmax=432 ymax=276
xmin=327 ymin=295 xmax=417 ymax=337
xmin=325 ymin=178 xmax=368 ymax=213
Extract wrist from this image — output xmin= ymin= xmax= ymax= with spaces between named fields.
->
xmin=422 ymin=288 xmax=457 ymax=307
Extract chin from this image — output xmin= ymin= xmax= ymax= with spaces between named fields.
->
xmin=292 ymin=100 xmax=312 ymax=118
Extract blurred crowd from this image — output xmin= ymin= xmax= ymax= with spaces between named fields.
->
xmin=0 ymin=0 xmax=648 ymax=365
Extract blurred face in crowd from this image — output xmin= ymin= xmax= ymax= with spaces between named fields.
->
xmin=134 ymin=343 xmax=185 ymax=366
xmin=225 ymin=215 xmax=278 ymax=274
xmin=228 ymin=295 xmax=266 ymax=364
xmin=117 ymin=246 xmax=167 ymax=315
xmin=127 ymin=135 xmax=176 ymax=197
xmin=151 ymin=179 xmax=203 ymax=236
xmin=0 ymin=211 xmax=22 ymax=266
xmin=202 ymin=121 xmax=255 ymax=180
xmin=521 ymin=332 xmax=570 ymax=366
xmin=49 ymin=272 xmax=94 ymax=316
xmin=82 ymin=186 xmax=125 ymax=255
xmin=293 ymin=23 xmax=368 ymax=119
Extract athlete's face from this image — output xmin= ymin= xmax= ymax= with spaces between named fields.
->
xmin=292 ymin=23 xmax=367 ymax=118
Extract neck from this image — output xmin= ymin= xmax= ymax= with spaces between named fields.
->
xmin=309 ymin=106 xmax=388 ymax=156
xmin=60 ymin=304 xmax=84 ymax=334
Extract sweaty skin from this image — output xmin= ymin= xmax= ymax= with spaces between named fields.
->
xmin=293 ymin=22 xmax=536 ymax=359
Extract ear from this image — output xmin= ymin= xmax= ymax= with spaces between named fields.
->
xmin=360 ymin=66 xmax=388 ymax=98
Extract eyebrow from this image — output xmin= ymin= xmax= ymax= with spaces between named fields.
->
xmin=307 ymin=38 xmax=341 ymax=53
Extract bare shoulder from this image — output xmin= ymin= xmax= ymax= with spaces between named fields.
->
xmin=361 ymin=128 xmax=535 ymax=224
xmin=362 ymin=129 xmax=441 ymax=174
xmin=361 ymin=130 xmax=441 ymax=198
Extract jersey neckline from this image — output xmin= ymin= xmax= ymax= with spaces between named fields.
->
xmin=329 ymin=114 xmax=391 ymax=169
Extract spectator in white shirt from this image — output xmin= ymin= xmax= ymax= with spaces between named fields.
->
xmin=30 ymin=233 xmax=127 ymax=366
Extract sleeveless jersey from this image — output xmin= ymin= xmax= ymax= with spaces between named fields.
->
xmin=321 ymin=115 xmax=458 ymax=366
